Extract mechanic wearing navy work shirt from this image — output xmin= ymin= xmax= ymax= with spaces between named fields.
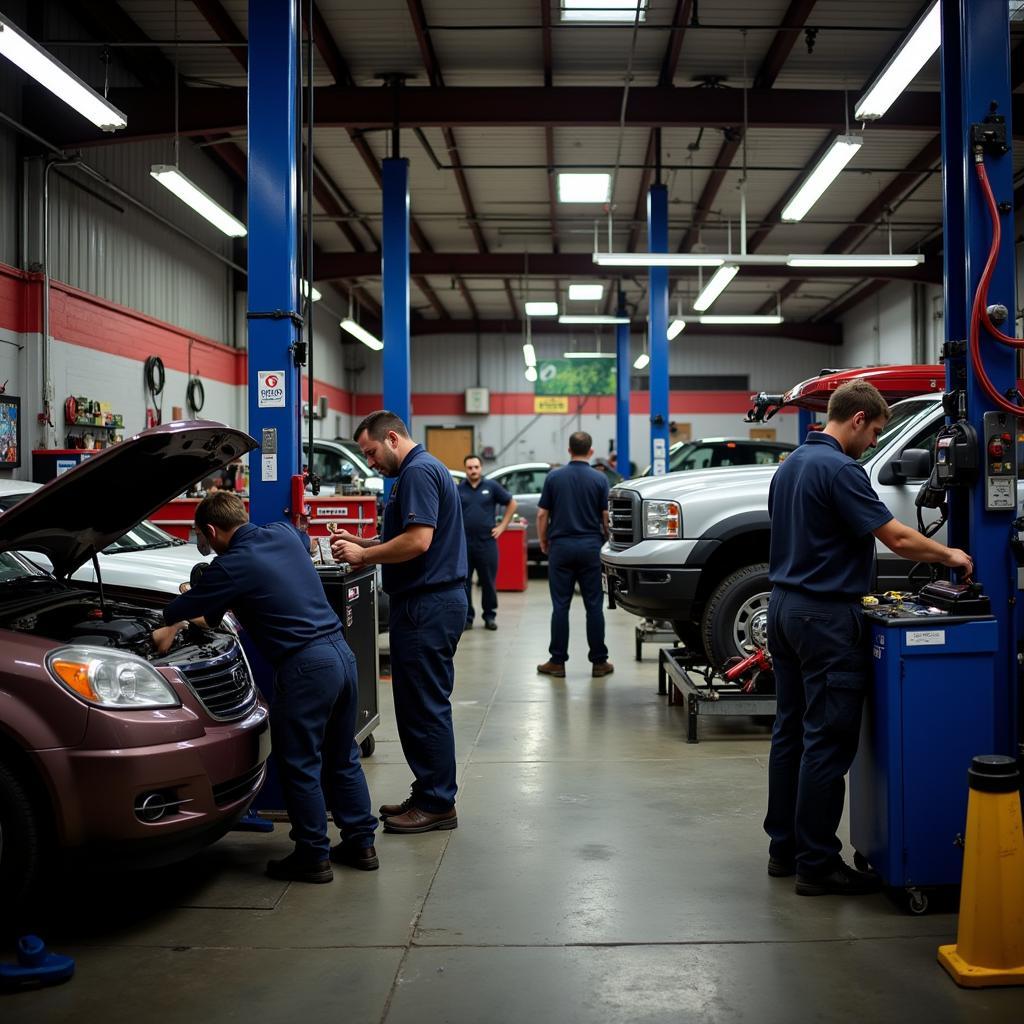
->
xmin=459 ymin=454 xmax=517 ymax=631
xmin=331 ymin=411 xmax=468 ymax=835
xmin=152 ymin=491 xmax=378 ymax=885
xmin=536 ymin=431 xmax=613 ymax=679
xmin=765 ymin=380 xmax=972 ymax=897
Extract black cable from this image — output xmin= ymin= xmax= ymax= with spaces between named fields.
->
xmin=186 ymin=377 xmax=205 ymax=415
xmin=144 ymin=355 xmax=165 ymax=424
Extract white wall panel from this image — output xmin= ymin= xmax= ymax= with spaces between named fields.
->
xmin=840 ymin=282 xmax=944 ymax=368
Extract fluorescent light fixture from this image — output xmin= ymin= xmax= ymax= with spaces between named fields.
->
xmin=780 ymin=135 xmax=863 ymax=223
xmin=593 ymin=252 xmax=724 ymax=268
xmin=786 ymin=254 xmax=924 ymax=268
xmin=525 ymin=301 xmax=559 ymax=316
xmin=301 ymin=279 xmax=322 ymax=302
xmin=633 ymin=352 xmax=650 ymax=370
xmin=563 ymin=351 xmax=617 ymax=359
xmin=523 ymin=343 xmax=537 ymax=367
xmin=341 ymin=318 xmax=383 ymax=350
xmin=693 ymin=265 xmax=739 ymax=312
xmin=0 ymin=15 xmax=127 ymax=131
xmin=698 ymin=315 xmax=785 ymax=325
xmin=561 ymin=0 xmax=648 ymax=22
xmin=525 ymin=366 xmax=539 ymax=382
xmin=854 ymin=2 xmax=940 ymax=121
xmin=151 ymin=165 xmax=247 ymax=237
xmin=667 ymin=319 xmax=687 ymax=340
xmin=558 ymin=173 xmax=611 ymax=203
xmin=558 ymin=315 xmax=630 ymax=325
xmin=568 ymin=283 xmax=605 ymax=301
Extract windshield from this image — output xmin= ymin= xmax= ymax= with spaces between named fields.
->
xmin=856 ymin=399 xmax=936 ymax=464
xmin=0 ymin=551 xmax=43 ymax=582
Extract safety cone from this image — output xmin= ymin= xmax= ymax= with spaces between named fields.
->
xmin=938 ymin=755 xmax=1024 ymax=988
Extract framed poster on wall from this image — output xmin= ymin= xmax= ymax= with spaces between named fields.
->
xmin=0 ymin=394 xmax=20 ymax=468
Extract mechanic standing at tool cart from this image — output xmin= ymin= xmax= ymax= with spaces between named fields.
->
xmin=152 ymin=491 xmax=378 ymax=884
xmin=331 ymin=411 xmax=468 ymax=834
xmin=765 ymin=380 xmax=973 ymax=897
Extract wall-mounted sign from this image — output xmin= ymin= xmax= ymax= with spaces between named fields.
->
xmin=535 ymin=359 xmax=615 ymax=397
xmin=257 ymin=370 xmax=286 ymax=408
xmin=534 ymin=396 xmax=570 ymax=414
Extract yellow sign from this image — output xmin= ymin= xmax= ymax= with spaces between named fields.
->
xmin=534 ymin=396 xmax=569 ymax=414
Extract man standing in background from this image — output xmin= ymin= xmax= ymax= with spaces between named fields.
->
xmin=458 ymin=454 xmax=517 ymax=631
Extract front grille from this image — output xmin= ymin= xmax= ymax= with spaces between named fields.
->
xmin=608 ymin=491 xmax=639 ymax=549
xmin=179 ymin=642 xmax=258 ymax=721
xmin=212 ymin=762 xmax=266 ymax=807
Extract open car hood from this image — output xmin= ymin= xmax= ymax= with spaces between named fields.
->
xmin=0 ymin=421 xmax=257 ymax=578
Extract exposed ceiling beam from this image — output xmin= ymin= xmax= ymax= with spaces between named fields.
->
xmin=191 ymin=0 xmax=248 ymax=69
xmin=541 ymin=1 xmax=559 ymax=260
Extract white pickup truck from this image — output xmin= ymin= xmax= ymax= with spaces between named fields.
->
xmin=602 ymin=392 xmax=950 ymax=666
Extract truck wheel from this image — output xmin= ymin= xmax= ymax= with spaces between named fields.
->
xmin=671 ymin=620 xmax=704 ymax=655
xmin=0 ymin=761 xmax=42 ymax=912
xmin=701 ymin=563 xmax=771 ymax=666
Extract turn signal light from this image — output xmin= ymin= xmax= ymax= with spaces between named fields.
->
xmin=51 ymin=658 xmax=99 ymax=700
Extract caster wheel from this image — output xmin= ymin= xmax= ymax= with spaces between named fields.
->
xmin=359 ymin=734 xmax=376 ymax=758
xmin=853 ymin=851 xmax=871 ymax=873
xmin=906 ymin=889 xmax=929 ymax=915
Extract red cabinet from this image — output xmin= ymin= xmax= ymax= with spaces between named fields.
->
xmin=496 ymin=524 xmax=528 ymax=592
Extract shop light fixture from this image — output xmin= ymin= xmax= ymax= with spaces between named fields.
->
xmin=558 ymin=173 xmax=611 ymax=203
xmin=525 ymin=301 xmax=559 ymax=316
xmin=568 ymin=283 xmax=605 ymax=301
xmin=633 ymin=351 xmax=650 ymax=370
xmin=341 ymin=318 xmax=383 ymax=350
xmin=698 ymin=315 xmax=785 ymax=326
xmin=667 ymin=318 xmax=687 ymax=340
xmin=522 ymin=342 xmax=537 ymax=368
xmin=151 ymin=165 xmax=247 ymax=237
xmin=0 ymin=15 xmax=127 ymax=131
xmin=563 ymin=351 xmax=616 ymax=359
xmin=561 ymin=0 xmax=648 ymax=22
xmin=525 ymin=365 xmax=539 ymax=382
xmin=593 ymin=252 xmax=724 ymax=268
xmin=854 ymin=2 xmax=940 ymax=121
xmin=780 ymin=135 xmax=863 ymax=223
xmin=558 ymin=315 xmax=630 ymax=325
xmin=301 ymin=280 xmax=322 ymax=302
xmin=785 ymin=254 xmax=924 ymax=268
xmin=693 ymin=265 xmax=738 ymax=312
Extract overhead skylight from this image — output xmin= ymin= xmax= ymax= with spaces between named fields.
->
xmin=561 ymin=1 xmax=647 ymax=23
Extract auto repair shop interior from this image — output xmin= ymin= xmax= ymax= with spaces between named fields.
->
xmin=0 ymin=1 xmax=1023 ymax=1021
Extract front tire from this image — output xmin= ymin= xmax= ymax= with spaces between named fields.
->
xmin=671 ymin=619 xmax=704 ymax=655
xmin=0 ymin=761 xmax=42 ymax=913
xmin=701 ymin=563 xmax=771 ymax=667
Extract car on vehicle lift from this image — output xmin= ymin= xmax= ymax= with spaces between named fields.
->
xmin=641 ymin=437 xmax=796 ymax=475
xmin=0 ymin=422 xmax=271 ymax=909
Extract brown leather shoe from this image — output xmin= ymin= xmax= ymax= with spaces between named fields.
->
xmin=591 ymin=661 xmax=615 ymax=678
xmin=382 ymin=805 xmax=458 ymax=834
xmin=379 ymin=795 xmax=415 ymax=818
xmin=330 ymin=843 xmax=379 ymax=871
xmin=265 ymin=851 xmax=333 ymax=884
xmin=537 ymin=660 xmax=566 ymax=677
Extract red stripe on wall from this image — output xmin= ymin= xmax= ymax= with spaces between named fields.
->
xmin=301 ymin=375 xmax=353 ymax=414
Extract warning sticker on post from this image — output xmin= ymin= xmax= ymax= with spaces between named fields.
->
xmin=262 ymin=453 xmax=278 ymax=481
xmin=257 ymin=370 xmax=286 ymax=407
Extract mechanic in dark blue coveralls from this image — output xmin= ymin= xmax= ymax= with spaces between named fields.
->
xmin=331 ymin=411 xmax=468 ymax=835
xmin=765 ymin=380 xmax=972 ymax=896
xmin=151 ymin=491 xmax=378 ymax=884
xmin=458 ymin=453 xmax=518 ymax=631
xmin=535 ymin=431 xmax=614 ymax=679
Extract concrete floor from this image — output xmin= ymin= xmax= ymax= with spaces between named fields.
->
xmin=5 ymin=581 xmax=1023 ymax=1021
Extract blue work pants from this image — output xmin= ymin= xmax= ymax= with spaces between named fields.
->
xmin=388 ymin=586 xmax=468 ymax=811
xmin=465 ymin=535 xmax=499 ymax=624
xmin=271 ymin=632 xmax=377 ymax=859
xmin=764 ymin=588 xmax=869 ymax=876
xmin=547 ymin=536 xmax=608 ymax=664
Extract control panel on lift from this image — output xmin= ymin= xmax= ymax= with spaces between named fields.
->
xmin=860 ymin=582 xmax=993 ymax=627
xmin=982 ymin=410 xmax=1018 ymax=511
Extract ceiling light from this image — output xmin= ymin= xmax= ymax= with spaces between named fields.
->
xmin=525 ymin=301 xmax=559 ymax=316
xmin=563 ymin=352 xmax=617 ymax=359
xmin=341 ymin=318 xmax=383 ymax=350
xmin=525 ymin=366 xmax=538 ymax=382
xmin=693 ymin=266 xmax=738 ymax=312
xmin=522 ymin=343 xmax=537 ymax=367
xmin=785 ymin=254 xmax=924 ymax=268
xmin=593 ymin=252 xmax=724 ymax=268
xmin=568 ymin=283 xmax=605 ymax=301
xmin=301 ymin=280 xmax=322 ymax=302
xmin=633 ymin=352 xmax=650 ymax=370
xmin=151 ymin=165 xmax=247 ymax=237
xmin=0 ymin=15 xmax=127 ymax=131
xmin=561 ymin=0 xmax=648 ymax=23
xmin=780 ymin=135 xmax=863 ymax=223
xmin=698 ymin=315 xmax=785 ymax=325
xmin=667 ymin=319 xmax=686 ymax=340
xmin=558 ymin=173 xmax=611 ymax=203
xmin=558 ymin=315 xmax=630 ymax=325
xmin=854 ymin=2 xmax=940 ymax=121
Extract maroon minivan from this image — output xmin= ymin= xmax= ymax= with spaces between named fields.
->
xmin=0 ymin=422 xmax=269 ymax=907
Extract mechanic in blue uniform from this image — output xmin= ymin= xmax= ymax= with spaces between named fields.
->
xmin=535 ymin=430 xmax=613 ymax=679
xmin=331 ymin=411 xmax=468 ymax=834
xmin=458 ymin=453 xmax=518 ymax=631
xmin=151 ymin=491 xmax=378 ymax=884
xmin=765 ymin=380 xmax=972 ymax=896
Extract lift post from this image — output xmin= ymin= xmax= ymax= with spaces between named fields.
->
xmin=615 ymin=290 xmax=631 ymax=477
xmin=382 ymin=157 xmax=411 ymax=433
xmin=647 ymin=183 xmax=670 ymax=476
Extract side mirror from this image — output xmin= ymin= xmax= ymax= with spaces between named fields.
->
xmin=880 ymin=447 xmax=933 ymax=485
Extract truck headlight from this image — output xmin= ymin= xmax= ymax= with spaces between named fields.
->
xmin=47 ymin=646 xmax=181 ymax=709
xmin=643 ymin=500 xmax=681 ymax=538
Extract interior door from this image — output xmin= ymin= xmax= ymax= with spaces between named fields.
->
xmin=425 ymin=426 xmax=475 ymax=470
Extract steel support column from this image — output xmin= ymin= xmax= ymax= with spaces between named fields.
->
xmin=648 ymin=184 xmax=670 ymax=475
xmin=382 ymin=157 xmax=411 ymax=432
xmin=941 ymin=0 xmax=1018 ymax=754
xmin=246 ymin=1 xmax=299 ymax=525
xmin=615 ymin=291 xmax=631 ymax=477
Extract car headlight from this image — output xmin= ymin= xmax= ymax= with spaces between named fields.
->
xmin=643 ymin=500 xmax=682 ymax=539
xmin=46 ymin=646 xmax=181 ymax=709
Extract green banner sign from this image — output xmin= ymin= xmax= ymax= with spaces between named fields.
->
xmin=535 ymin=358 xmax=616 ymax=397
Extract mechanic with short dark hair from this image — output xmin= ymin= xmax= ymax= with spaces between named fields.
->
xmin=765 ymin=379 xmax=973 ymax=896
xmin=152 ymin=491 xmax=378 ymax=884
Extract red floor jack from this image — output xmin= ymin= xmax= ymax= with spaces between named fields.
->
xmin=720 ymin=647 xmax=775 ymax=695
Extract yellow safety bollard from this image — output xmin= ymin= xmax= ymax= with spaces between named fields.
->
xmin=938 ymin=755 xmax=1024 ymax=988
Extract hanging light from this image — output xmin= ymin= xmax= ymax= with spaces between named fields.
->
xmin=693 ymin=266 xmax=739 ymax=312
xmin=780 ymin=135 xmax=863 ymax=223
xmin=341 ymin=318 xmax=383 ymax=350
xmin=151 ymin=166 xmax=247 ymax=238
xmin=525 ymin=366 xmax=538 ymax=382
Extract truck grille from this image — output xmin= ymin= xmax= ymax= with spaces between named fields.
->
xmin=178 ymin=642 xmax=258 ymax=721
xmin=608 ymin=490 xmax=640 ymax=549
xmin=212 ymin=762 xmax=266 ymax=807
